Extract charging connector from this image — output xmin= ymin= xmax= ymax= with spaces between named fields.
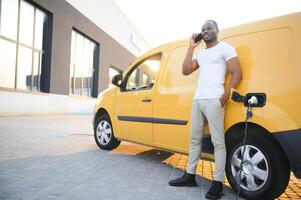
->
xmin=248 ymin=96 xmax=258 ymax=106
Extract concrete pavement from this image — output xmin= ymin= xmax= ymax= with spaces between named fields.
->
xmin=0 ymin=115 xmax=300 ymax=200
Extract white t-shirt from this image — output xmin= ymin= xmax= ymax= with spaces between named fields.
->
xmin=193 ymin=41 xmax=237 ymax=99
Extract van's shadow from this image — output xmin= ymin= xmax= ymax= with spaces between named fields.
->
xmin=131 ymin=148 xmax=173 ymax=162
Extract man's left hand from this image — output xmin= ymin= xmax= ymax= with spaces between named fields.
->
xmin=219 ymin=92 xmax=230 ymax=107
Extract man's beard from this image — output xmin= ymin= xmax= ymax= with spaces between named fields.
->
xmin=204 ymin=36 xmax=217 ymax=43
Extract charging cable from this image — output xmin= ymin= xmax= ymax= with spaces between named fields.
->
xmin=235 ymin=96 xmax=257 ymax=200
xmin=201 ymin=157 xmax=204 ymax=199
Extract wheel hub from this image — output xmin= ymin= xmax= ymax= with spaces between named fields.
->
xmin=242 ymin=160 xmax=254 ymax=175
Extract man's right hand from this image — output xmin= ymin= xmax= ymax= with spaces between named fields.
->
xmin=190 ymin=33 xmax=202 ymax=48
xmin=182 ymin=34 xmax=200 ymax=75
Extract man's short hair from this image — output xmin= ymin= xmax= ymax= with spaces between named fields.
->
xmin=206 ymin=20 xmax=219 ymax=32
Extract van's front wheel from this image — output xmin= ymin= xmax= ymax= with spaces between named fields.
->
xmin=94 ymin=114 xmax=120 ymax=150
xmin=225 ymin=133 xmax=290 ymax=200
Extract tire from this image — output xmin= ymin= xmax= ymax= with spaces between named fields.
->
xmin=94 ymin=114 xmax=120 ymax=150
xmin=225 ymin=133 xmax=290 ymax=200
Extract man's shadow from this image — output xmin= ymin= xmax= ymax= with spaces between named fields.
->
xmin=114 ymin=147 xmax=235 ymax=194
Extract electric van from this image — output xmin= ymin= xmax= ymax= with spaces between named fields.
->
xmin=92 ymin=12 xmax=301 ymax=199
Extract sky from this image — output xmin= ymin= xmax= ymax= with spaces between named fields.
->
xmin=113 ymin=0 xmax=301 ymax=48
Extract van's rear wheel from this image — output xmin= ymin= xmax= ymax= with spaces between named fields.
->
xmin=94 ymin=114 xmax=120 ymax=150
xmin=225 ymin=133 xmax=290 ymax=200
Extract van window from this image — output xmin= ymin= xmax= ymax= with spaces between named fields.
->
xmin=126 ymin=54 xmax=161 ymax=91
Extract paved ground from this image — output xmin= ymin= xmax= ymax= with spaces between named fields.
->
xmin=0 ymin=115 xmax=300 ymax=200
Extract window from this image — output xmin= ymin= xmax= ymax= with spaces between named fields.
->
xmin=70 ymin=30 xmax=98 ymax=97
xmin=0 ymin=39 xmax=16 ymax=88
xmin=0 ymin=0 xmax=18 ymax=40
xmin=0 ymin=0 xmax=49 ymax=91
xmin=126 ymin=54 xmax=161 ymax=91
xmin=109 ymin=65 xmax=122 ymax=88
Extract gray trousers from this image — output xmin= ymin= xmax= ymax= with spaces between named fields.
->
xmin=186 ymin=99 xmax=226 ymax=182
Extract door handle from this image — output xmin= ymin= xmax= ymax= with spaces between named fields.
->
xmin=142 ymin=98 xmax=152 ymax=102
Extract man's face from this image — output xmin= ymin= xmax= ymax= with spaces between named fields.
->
xmin=201 ymin=21 xmax=218 ymax=43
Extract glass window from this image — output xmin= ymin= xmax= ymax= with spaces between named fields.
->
xmin=34 ymin=9 xmax=46 ymax=50
xmin=69 ymin=31 xmax=76 ymax=94
xmin=16 ymin=45 xmax=32 ymax=90
xmin=0 ymin=0 xmax=49 ymax=91
xmin=74 ymin=33 xmax=83 ymax=95
xmin=19 ymin=0 xmax=34 ymax=46
xmin=32 ymin=51 xmax=41 ymax=91
xmin=82 ymin=38 xmax=91 ymax=96
xmin=0 ymin=0 xmax=18 ymax=40
xmin=70 ymin=30 xmax=98 ymax=97
xmin=126 ymin=54 xmax=161 ymax=91
xmin=87 ymin=43 xmax=95 ymax=96
xmin=0 ymin=38 xmax=16 ymax=88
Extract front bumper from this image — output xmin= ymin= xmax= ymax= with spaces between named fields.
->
xmin=92 ymin=109 xmax=96 ymax=130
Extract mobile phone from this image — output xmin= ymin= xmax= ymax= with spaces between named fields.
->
xmin=194 ymin=33 xmax=203 ymax=43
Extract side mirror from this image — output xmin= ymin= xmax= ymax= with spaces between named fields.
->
xmin=112 ymin=74 xmax=123 ymax=87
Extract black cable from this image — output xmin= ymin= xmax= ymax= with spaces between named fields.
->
xmin=236 ymin=104 xmax=253 ymax=200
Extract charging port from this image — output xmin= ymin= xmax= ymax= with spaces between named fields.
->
xmin=231 ymin=91 xmax=266 ymax=107
xmin=245 ymin=93 xmax=266 ymax=107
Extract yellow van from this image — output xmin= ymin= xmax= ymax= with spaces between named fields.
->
xmin=93 ymin=12 xmax=301 ymax=199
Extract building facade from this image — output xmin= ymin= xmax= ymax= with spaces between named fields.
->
xmin=0 ymin=0 xmax=146 ymax=115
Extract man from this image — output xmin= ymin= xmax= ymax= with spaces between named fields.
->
xmin=168 ymin=20 xmax=242 ymax=199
